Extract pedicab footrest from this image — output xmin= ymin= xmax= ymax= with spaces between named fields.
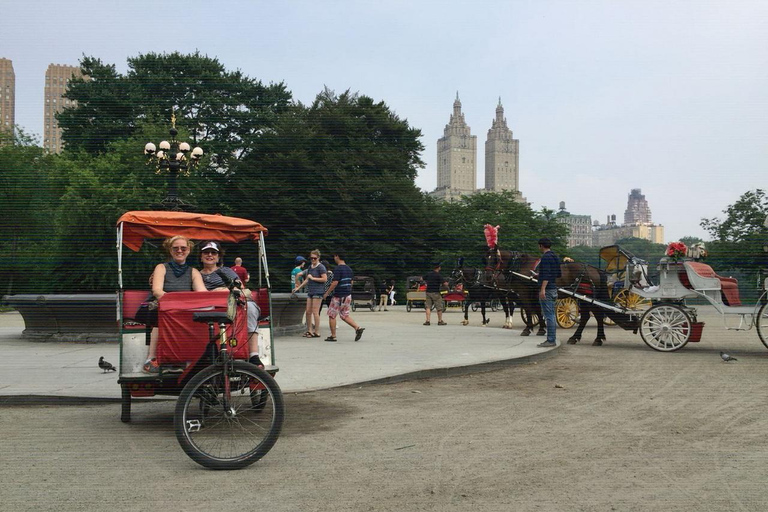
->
xmin=192 ymin=311 xmax=233 ymax=324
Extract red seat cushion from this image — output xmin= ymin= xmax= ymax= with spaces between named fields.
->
xmin=681 ymin=262 xmax=741 ymax=306
xmin=122 ymin=290 xmax=151 ymax=330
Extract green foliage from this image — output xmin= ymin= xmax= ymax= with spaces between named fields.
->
xmin=701 ymin=189 xmax=768 ymax=243
xmin=59 ymin=52 xmax=293 ymax=171
xmin=433 ymin=191 xmax=568 ymax=268
xmin=0 ymin=130 xmax=63 ymax=295
xmin=233 ymin=89 xmax=435 ymax=290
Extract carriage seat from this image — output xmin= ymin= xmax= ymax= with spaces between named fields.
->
xmin=680 ymin=262 xmax=741 ymax=306
xmin=122 ymin=290 xmax=152 ymax=330
xmin=250 ymin=288 xmax=271 ymax=326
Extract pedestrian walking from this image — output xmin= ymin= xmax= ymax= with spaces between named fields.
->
xmin=536 ymin=238 xmax=561 ymax=347
xmin=378 ymin=279 xmax=389 ymax=311
xmin=318 ymin=259 xmax=334 ymax=314
xmin=322 ymin=251 xmax=364 ymax=342
xmin=423 ymin=262 xmax=447 ymax=326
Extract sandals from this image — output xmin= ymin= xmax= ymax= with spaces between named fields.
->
xmin=325 ymin=336 xmax=337 ymax=342
xmin=355 ymin=327 xmax=365 ymax=341
xmin=302 ymin=332 xmax=312 ymax=338
xmin=311 ymin=333 xmax=321 ymax=338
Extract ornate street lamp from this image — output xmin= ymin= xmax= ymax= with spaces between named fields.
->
xmin=144 ymin=112 xmax=203 ymax=211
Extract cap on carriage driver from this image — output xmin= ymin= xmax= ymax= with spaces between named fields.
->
xmin=201 ymin=241 xmax=221 ymax=252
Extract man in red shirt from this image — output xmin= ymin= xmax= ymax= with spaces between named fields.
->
xmin=231 ymin=257 xmax=249 ymax=284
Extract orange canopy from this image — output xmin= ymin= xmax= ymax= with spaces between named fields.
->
xmin=117 ymin=211 xmax=267 ymax=252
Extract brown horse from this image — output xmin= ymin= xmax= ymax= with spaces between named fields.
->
xmin=484 ymin=248 xmax=613 ymax=339
xmin=450 ymin=263 xmax=516 ymax=328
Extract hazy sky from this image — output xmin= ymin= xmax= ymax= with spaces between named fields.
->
xmin=3 ymin=0 xmax=767 ymax=242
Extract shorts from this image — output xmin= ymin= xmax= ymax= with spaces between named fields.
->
xmin=308 ymin=293 xmax=324 ymax=299
xmin=247 ymin=300 xmax=260 ymax=334
xmin=327 ymin=295 xmax=352 ymax=319
xmin=425 ymin=292 xmax=444 ymax=312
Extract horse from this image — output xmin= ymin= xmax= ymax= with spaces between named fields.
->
xmin=450 ymin=264 xmax=516 ymax=328
xmin=483 ymin=249 xmax=545 ymax=336
xmin=485 ymin=247 xmax=613 ymax=340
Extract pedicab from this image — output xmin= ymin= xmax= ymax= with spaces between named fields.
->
xmin=350 ymin=275 xmax=376 ymax=312
xmin=116 ymin=211 xmax=284 ymax=469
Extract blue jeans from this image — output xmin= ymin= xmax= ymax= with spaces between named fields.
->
xmin=539 ymin=288 xmax=557 ymax=342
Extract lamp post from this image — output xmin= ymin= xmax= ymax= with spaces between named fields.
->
xmin=144 ymin=113 xmax=203 ymax=211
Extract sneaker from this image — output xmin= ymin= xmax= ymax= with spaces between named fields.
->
xmin=355 ymin=327 xmax=365 ymax=341
xmin=437 ymin=321 xmax=447 ymax=326
xmin=142 ymin=358 xmax=159 ymax=373
xmin=423 ymin=321 xmax=430 ymax=326
xmin=536 ymin=341 xmax=557 ymax=348
xmin=249 ymin=355 xmax=265 ymax=368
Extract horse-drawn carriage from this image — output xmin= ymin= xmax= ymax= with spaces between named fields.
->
xmin=555 ymin=245 xmax=651 ymax=329
xmin=405 ymin=275 xmax=428 ymax=312
xmin=350 ymin=275 xmax=376 ymax=312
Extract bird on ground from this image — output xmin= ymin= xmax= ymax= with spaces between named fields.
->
xmin=98 ymin=356 xmax=117 ymax=372
xmin=720 ymin=351 xmax=738 ymax=362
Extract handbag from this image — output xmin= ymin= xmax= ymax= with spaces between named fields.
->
xmin=134 ymin=295 xmax=159 ymax=327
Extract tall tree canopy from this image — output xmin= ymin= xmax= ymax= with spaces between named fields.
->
xmin=59 ymin=52 xmax=292 ymax=170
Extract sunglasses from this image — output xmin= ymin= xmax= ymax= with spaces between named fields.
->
xmin=202 ymin=249 xmax=219 ymax=255
xmin=310 ymin=257 xmax=318 ymax=260
xmin=172 ymin=246 xmax=189 ymax=253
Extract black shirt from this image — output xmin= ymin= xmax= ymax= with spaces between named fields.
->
xmin=422 ymin=271 xmax=443 ymax=294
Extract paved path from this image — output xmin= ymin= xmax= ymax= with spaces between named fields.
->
xmin=0 ymin=305 xmax=559 ymax=399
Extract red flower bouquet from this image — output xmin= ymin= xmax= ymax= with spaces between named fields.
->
xmin=666 ymin=241 xmax=688 ymax=262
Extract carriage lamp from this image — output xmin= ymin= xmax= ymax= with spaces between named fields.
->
xmin=144 ymin=112 xmax=204 ymax=211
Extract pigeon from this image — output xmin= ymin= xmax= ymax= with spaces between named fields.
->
xmin=720 ymin=351 xmax=738 ymax=362
xmin=98 ymin=356 xmax=117 ymax=372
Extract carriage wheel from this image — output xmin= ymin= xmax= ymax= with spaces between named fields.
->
xmin=614 ymin=289 xmax=651 ymax=311
xmin=556 ymin=297 xmax=579 ymax=329
xmin=639 ymin=304 xmax=692 ymax=352
xmin=520 ymin=308 xmax=540 ymax=326
xmin=757 ymin=303 xmax=768 ymax=350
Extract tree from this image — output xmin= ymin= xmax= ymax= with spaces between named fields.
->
xmin=433 ymin=191 xmax=568 ymax=268
xmin=700 ymin=190 xmax=768 ymax=274
xmin=59 ymin=52 xmax=293 ymax=171
xmin=0 ymin=130 xmax=63 ymax=295
xmin=233 ymin=89 xmax=437 ymax=288
xmin=701 ymin=189 xmax=768 ymax=243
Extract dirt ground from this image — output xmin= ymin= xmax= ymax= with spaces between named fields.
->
xmin=3 ymin=307 xmax=768 ymax=511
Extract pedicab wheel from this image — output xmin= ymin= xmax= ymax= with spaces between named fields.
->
xmin=406 ymin=302 xmax=412 ymax=312
xmin=369 ymin=300 xmax=375 ymax=311
xmin=556 ymin=297 xmax=579 ymax=329
xmin=757 ymin=302 xmax=768 ymax=349
xmin=471 ymin=302 xmax=479 ymax=312
xmin=174 ymin=361 xmax=284 ymax=470
xmin=351 ymin=301 xmax=357 ymax=312
xmin=120 ymin=384 xmax=131 ymax=423
xmin=639 ymin=304 xmax=691 ymax=352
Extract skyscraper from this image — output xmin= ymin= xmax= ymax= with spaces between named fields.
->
xmin=430 ymin=93 xmax=477 ymax=201
xmin=0 ymin=58 xmax=14 ymax=134
xmin=44 ymin=64 xmax=82 ymax=153
xmin=484 ymin=98 xmax=519 ymax=193
xmin=624 ymin=188 xmax=652 ymax=225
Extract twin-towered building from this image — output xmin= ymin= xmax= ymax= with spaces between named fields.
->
xmin=430 ymin=94 xmax=525 ymax=202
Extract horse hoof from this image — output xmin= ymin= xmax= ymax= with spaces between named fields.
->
xmin=461 ymin=321 xmax=469 ymax=326
xmin=592 ymin=338 xmax=604 ymax=346
xmin=521 ymin=330 xmax=531 ymax=337
xmin=567 ymin=337 xmax=580 ymax=345
xmin=537 ymin=331 xmax=546 ymax=336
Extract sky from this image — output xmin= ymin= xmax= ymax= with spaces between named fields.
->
xmin=3 ymin=0 xmax=767 ymax=243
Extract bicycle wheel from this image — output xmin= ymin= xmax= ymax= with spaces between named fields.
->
xmin=174 ymin=361 xmax=284 ymax=470
xmin=757 ymin=302 xmax=768 ymax=350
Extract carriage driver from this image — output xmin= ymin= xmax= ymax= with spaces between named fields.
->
xmin=536 ymin=238 xmax=561 ymax=348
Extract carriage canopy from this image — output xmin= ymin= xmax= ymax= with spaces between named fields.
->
xmin=599 ymin=245 xmax=642 ymax=273
xmin=117 ymin=211 xmax=268 ymax=252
